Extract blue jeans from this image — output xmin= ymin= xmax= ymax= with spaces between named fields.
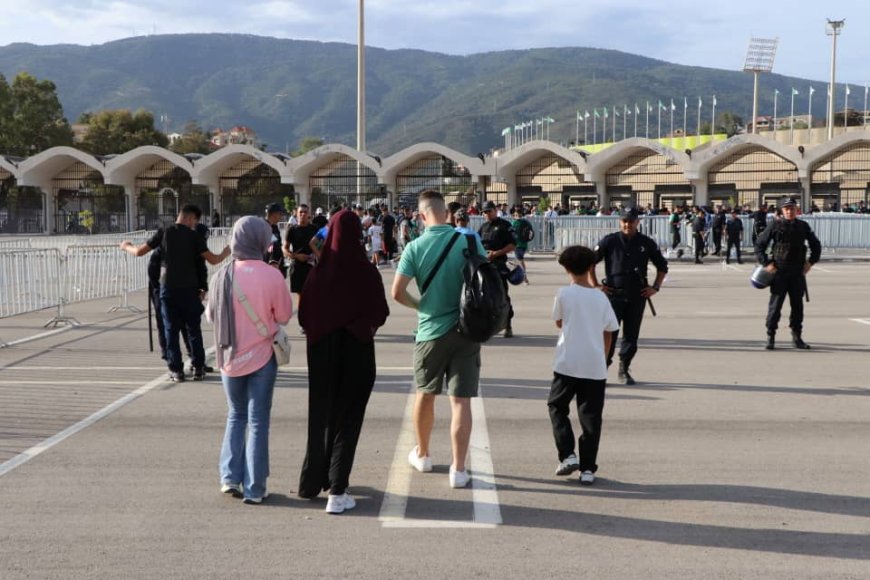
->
xmin=219 ymin=356 xmax=278 ymax=500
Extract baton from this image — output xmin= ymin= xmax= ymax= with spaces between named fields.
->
xmin=147 ymin=290 xmax=154 ymax=352
xmin=647 ymin=296 xmax=657 ymax=317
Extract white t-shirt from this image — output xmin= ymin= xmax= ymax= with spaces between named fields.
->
xmin=552 ymin=284 xmax=620 ymax=380
xmin=368 ymin=224 xmax=383 ymax=252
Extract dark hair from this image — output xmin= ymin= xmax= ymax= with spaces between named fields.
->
xmin=558 ymin=245 xmax=597 ymax=276
xmin=298 ymin=204 xmax=309 ymax=210
xmin=447 ymin=201 xmax=462 ymax=214
xmin=180 ymin=204 xmax=202 ymax=219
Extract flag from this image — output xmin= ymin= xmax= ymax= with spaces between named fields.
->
xmin=648 ymin=102 xmax=653 ymax=112
xmin=635 ymin=104 xmax=640 ymax=115
xmin=514 ymin=124 xmax=521 ymax=131
xmin=712 ymin=95 xmax=717 ymax=106
xmin=775 ymin=89 xmax=780 ymax=96
xmin=684 ymin=97 xmax=688 ymax=110
xmin=792 ymin=88 xmax=799 ymax=96
xmin=536 ymin=119 xmax=542 ymax=126
xmin=670 ymin=99 xmax=676 ymax=111
xmin=698 ymin=97 xmax=702 ymax=108
xmin=546 ymin=116 xmax=555 ymax=123
xmin=585 ymin=110 xmax=590 ymax=119
xmin=809 ymin=86 xmax=815 ymax=96
xmin=614 ymin=108 xmax=620 ymax=118
xmin=846 ymin=85 xmax=851 ymax=95
xmin=625 ymin=105 xmax=631 ymax=115
xmin=577 ymin=110 xmax=582 ymax=120
xmin=501 ymin=127 xmax=511 ymax=136
xmin=593 ymin=109 xmax=600 ymax=118
xmin=658 ymin=100 xmax=664 ymax=110
xmin=603 ymin=107 xmax=608 ymax=118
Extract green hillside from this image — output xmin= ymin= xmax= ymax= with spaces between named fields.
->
xmin=0 ymin=34 xmax=837 ymax=155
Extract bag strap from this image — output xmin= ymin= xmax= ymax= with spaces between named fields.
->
xmin=420 ymin=232 xmax=461 ymax=294
xmin=231 ymin=276 xmax=271 ymax=338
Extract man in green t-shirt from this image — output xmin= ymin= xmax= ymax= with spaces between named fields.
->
xmin=511 ymin=207 xmax=532 ymax=284
xmin=391 ymin=190 xmax=487 ymax=490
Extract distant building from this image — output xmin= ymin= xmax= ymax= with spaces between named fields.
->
xmin=71 ymin=124 xmax=90 ymax=143
xmin=167 ymin=133 xmax=183 ymax=145
xmin=211 ymin=126 xmax=258 ymax=148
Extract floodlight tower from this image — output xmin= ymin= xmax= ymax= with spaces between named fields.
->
xmin=743 ymin=37 xmax=778 ymax=135
xmin=826 ymin=19 xmax=845 ymax=141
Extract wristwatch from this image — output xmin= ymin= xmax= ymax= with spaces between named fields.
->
xmin=652 ymin=284 xmax=661 ymax=291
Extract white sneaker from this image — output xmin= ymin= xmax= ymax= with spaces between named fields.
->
xmin=220 ymin=483 xmax=242 ymax=498
xmin=449 ymin=467 xmax=470 ymax=488
xmin=555 ymin=454 xmax=579 ymax=476
xmin=579 ymin=470 xmax=595 ymax=486
xmin=325 ymin=493 xmax=357 ymax=514
xmin=408 ymin=446 xmax=432 ymax=472
xmin=243 ymin=491 xmax=269 ymax=504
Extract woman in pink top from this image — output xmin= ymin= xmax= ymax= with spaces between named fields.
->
xmin=207 ymin=216 xmax=292 ymax=504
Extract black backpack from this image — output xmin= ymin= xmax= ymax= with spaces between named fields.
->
xmin=516 ymin=218 xmax=535 ymax=243
xmin=420 ymin=233 xmax=509 ymax=343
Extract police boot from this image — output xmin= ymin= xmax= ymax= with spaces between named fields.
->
xmin=792 ymin=331 xmax=810 ymax=350
xmin=765 ymin=332 xmax=775 ymax=350
xmin=617 ymin=362 xmax=635 ymax=385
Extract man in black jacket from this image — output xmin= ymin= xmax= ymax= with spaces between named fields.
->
xmin=478 ymin=200 xmax=516 ymax=337
xmin=754 ymin=198 xmax=821 ymax=350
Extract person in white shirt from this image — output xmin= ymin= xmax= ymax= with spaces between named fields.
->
xmin=548 ymin=245 xmax=619 ymax=486
xmin=367 ymin=218 xmax=383 ymax=266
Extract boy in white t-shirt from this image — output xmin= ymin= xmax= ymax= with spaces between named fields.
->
xmin=549 ymin=245 xmax=620 ymax=485
xmin=367 ymin=219 xmax=383 ymax=266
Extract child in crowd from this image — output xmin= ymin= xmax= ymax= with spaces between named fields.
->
xmin=367 ymin=217 xmax=383 ymax=266
xmin=548 ymin=245 xmax=619 ymax=485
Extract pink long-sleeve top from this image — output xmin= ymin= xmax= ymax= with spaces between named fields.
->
xmin=211 ymin=260 xmax=293 ymax=377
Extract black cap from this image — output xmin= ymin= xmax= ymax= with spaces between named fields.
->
xmin=482 ymin=201 xmax=497 ymax=211
xmin=779 ymin=197 xmax=798 ymax=208
xmin=619 ymin=207 xmax=640 ymax=220
xmin=455 ymin=209 xmax=469 ymax=222
xmin=265 ymin=203 xmax=283 ymax=214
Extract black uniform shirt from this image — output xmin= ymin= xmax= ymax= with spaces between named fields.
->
xmin=161 ymin=223 xmax=209 ymax=289
xmin=725 ymin=218 xmax=744 ymax=239
xmin=265 ymin=222 xmax=287 ymax=276
xmin=596 ymin=231 xmax=668 ymax=291
xmin=286 ymin=223 xmax=318 ymax=255
xmin=478 ymin=217 xmax=515 ymax=264
xmin=754 ymin=218 xmax=822 ymax=269
xmin=692 ymin=215 xmax=706 ymax=233
xmin=711 ymin=212 xmax=727 ymax=229
xmin=752 ymin=210 xmax=769 ymax=232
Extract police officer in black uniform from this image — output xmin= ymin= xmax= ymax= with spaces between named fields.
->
xmin=710 ymin=205 xmax=727 ymax=256
xmin=478 ymin=200 xmax=517 ymax=337
xmin=265 ymin=203 xmax=288 ymax=277
xmin=591 ymin=207 xmax=668 ymax=385
xmin=754 ymin=197 xmax=821 ymax=350
xmin=751 ymin=204 xmax=770 ymax=246
xmin=691 ymin=206 xmax=707 ymax=264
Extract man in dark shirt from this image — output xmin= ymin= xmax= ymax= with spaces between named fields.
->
xmin=283 ymin=203 xmax=318 ymax=317
xmin=123 ymin=205 xmax=230 ymax=382
xmin=591 ymin=207 xmax=668 ymax=385
xmin=265 ymin=203 xmax=287 ymax=278
xmin=381 ymin=204 xmax=397 ymax=261
xmin=724 ymin=210 xmax=744 ymax=264
xmin=691 ymin=207 xmax=707 ymax=264
xmin=754 ymin=197 xmax=821 ymax=350
xmin=710 ymin=205 xmax=727 ymax=256
xmin=751 ymin=204 xmax=770 ymax=246
xmin=478 ymin=200 xmax=516 ymax=337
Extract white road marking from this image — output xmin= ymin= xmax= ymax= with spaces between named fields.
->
xmin=814 ymin=266 xmax=834 ymax=273
xmin=379 ymin=385 xmax=502 ymax=529
xmin=0 ymin=366 xmax=165 ymax=371
xmin=0 ymin=326 xmax=73 ymax=349
xmin=849 ymin=318 xmax=870 ymax=326
xmin=0 ymin=380 xmax=147 ymax=386
xmin=0 ymin=373 xmax=170 ymax=478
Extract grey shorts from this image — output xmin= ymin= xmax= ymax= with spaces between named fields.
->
xmin=413 ymin=329 xmax=481 ymax=397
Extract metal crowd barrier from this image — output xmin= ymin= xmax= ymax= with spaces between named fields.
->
xmin=0 ymin=249 xmax=65 ymax=321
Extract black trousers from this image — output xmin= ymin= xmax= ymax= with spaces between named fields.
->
xmin=299 ymin=328 xmax=376 ymax=497
xmin=159 ymin=286 xmax=204 ymax=373
xmin=547 ymin=373 xmax=606 ymax=473
xmin=607 ymin=294 xmax=647 ymax=368
xmin=725 ymin=239 xmax=742 ymax=263
xmin=712 ymin=230 xmax=723 ymax=254
xmin=149 ymin=282 xmax=190 ymax=360
xmin=670 ymin=230 xmax=680 ymax=250
xmin=766 ymin=270 xmax=807 ymax=335
xmin=693 ymin=233 xmax=705 ymax=260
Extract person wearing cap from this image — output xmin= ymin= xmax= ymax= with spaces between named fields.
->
xmin=754 ymin=197 xmax=821 ymax=350
xmin=590 ymin=207 xmax=668 ymax=385
xmin=478 ymin=200 xmax=517 ymax=337
xmin=264 ymin=203 xmax=287 ymax=278
xmin=691 ymin=206 xmax=707 ymax=264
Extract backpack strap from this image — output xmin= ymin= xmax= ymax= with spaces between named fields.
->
xmin=420 ymin=232 xmax=461 ymax=294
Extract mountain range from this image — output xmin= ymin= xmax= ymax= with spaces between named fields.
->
xmin=0 ymin=33 xmax=843 ymax=155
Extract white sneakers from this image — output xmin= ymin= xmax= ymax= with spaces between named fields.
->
xmin=243 ymin=491 xmax=269 ymax=504
xmin=325 ymin=493 xmax=357 ymax=514
xmin=579 ymin=470 xmax=595 ymax=485
xmin=449 ymin=467 xmax=470 ymax=489
xmin=555 ymin=454 xmax=580 ymax=476
xmin=220 ymin=483 xmax=242 ymax=498
xmin=407 ymin=446 xmax=433 ymax=472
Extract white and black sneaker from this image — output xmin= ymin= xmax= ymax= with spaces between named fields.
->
xmin=221 ymin=483 xmax=243 ymax=498
xmin=555 ymin=454 xmax=580 ymax=476
xmin=579 ymin=470 xmax=595 ymax=486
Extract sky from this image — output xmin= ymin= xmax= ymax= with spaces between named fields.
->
xmin=0 ymin=0 xmax=867 ymax=86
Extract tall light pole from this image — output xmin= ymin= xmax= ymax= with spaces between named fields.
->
xmin=826 ymin=18 xmax=845 ymax=141
xmin=356 ymin=0 xmax=366 ymax=204
xmin=743 ymin=37 xmax=778 ymax=135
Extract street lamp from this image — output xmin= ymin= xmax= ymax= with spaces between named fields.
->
xmin=826 ymin=18 xmax=845 ymax=141
xmin=743 ymin=37 xmax=778 ymax=135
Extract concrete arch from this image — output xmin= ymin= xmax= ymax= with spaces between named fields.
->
xmin=495 ymin=140 xmax=586 ymax=178
xmin=694 ymin=134 xmax=802 ymax=178
xmin=805 ymin=132 xmax=870 ymax=171
xmin=288 ymin=143 xmax=383 ymax=182
xmin=193 ymin=144 xmax=289 ymax=187
xmin=381 ymin=142 xmax=483 ymax=182
xmin=585 ymin=138 xmax=690 ymax=182
xmin=17 ymin=146 xmax=107 ymax=187
xmin=105 ymin=146 xmax=193 ymax=186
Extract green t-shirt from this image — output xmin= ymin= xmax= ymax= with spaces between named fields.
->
xmin=511 ymin=218 xmax=529 ymax=250
xmin=397 ymin=224 xmax=487 ymax=342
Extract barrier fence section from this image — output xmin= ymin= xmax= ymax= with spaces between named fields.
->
xmin=0 ymin=249 xmax=64 ymax=320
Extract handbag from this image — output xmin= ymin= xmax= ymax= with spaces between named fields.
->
xmin=232 ymin=277 xmax=291 ymax=366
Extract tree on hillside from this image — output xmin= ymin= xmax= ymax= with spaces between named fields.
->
xmin=293 ymin=136 xmax=324 ymax=157
xmin=169 ymin=121 xmax=212 ymax=155
xmin=718 ymin=112 xmax=744 ymax=137
xmin=78 ymin=109 xmax=168 ymax=155
xmin=0 ymin=72 xmax=73 ymax=156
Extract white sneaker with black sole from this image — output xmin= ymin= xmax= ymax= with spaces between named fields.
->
xmin=243 ymin=491 xmax=269 ymax=504
xmin=579 ymin=470 xmax=595 ymax=485
xmin=555 ymin=454 xmax=580 ymax=476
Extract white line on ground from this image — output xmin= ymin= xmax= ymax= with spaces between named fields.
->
xmin=814 ymin=266 xmax=834 ymax=273
xmin=0 ymin=326 xmax=73 ymax=349
xmin=849 ymin=318 xmax=870 ymax=326
xmin=0 ymin=380 xmax=147 ymax=386
xmin=0 ymin=367 xmax=165 ymax=371
xmin=379 ymin=384 xmax=501 ymax=529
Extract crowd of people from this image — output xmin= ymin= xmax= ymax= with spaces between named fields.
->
xmin=117 ymin=189 xmax=821 ymax=512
